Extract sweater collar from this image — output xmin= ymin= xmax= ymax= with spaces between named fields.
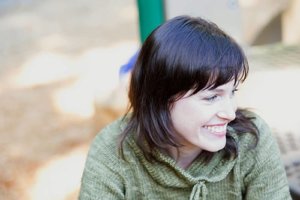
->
xmin=126 ymin=134 xmax=238 ymax=200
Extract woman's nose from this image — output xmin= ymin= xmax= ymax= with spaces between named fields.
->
xmin=217 ymin=98 xmax=237 ymax=121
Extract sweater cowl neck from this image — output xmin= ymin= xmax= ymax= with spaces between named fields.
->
xmin=126 ymin=133 xmax=238 ymax=189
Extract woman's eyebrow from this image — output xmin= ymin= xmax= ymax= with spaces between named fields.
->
xmin=208 ymin=88 xmax=225 ymax=92
xmin=209 ymin=86 xmax=237 ymax=92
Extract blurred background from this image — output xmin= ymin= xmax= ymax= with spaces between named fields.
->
xmin=0 ymin=0 xmax=300 ymax=199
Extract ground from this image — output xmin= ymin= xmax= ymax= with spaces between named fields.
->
xmin=0 ymin=0 xmax=138 ymax=199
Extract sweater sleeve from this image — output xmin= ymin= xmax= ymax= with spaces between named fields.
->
xmin=79 ymin=127 xmax=125 ymax=200
xmin=241 ymin=115 xmax=292 ymax=200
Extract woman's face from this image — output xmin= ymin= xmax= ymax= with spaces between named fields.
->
xmin=170 ymin=80 xmax=238 ymax=154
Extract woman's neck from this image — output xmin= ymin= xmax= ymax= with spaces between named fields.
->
xmin=168 ymin=146 xmax=202 ymax=169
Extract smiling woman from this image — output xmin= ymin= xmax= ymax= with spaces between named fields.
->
xmin=79 ymin=15 xmax=292 ymax=200
xmin=169 ymin=80 xmax=238 ymax=168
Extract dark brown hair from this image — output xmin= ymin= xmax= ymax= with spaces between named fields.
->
xmin=119 ymin=15 xmax=258 ymax=162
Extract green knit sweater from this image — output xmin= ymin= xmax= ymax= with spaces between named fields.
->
xmin=79 ymin=113 xmax=291 ymax=200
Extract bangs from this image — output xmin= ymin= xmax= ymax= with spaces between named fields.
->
xmin=174 ymin=34 xmax=249 ymax=96
xmin=193 ymin=43 xmax=248 ymax=94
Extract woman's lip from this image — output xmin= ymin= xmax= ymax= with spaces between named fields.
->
xmin=212 ymin=131 xmax=226 ymax=137
xmin=204 ymin=123 xmax=227 ymax=127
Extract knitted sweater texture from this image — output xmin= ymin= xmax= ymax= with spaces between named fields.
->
xmin=79 ymin=113 xmax=291 ymax=200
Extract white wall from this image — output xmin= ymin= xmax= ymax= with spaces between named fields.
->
xmin=164 ymin=0 xmax=243 ymax=44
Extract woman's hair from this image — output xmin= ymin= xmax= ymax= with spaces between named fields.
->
xmin=119 ymin=15 xmax=258 ymax=162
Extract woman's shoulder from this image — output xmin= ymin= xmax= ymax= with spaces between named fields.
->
xmin=97 ymin=116 xmax=125 ymax=141
xmin=234 ymin=109 xmax=279 ymax=161
xmin=232 ymin=109 xmax=275 ymax=152
xmin=87 ymin=116 xmax=126 ymax=160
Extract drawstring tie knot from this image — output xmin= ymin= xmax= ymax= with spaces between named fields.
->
xmin=189 ymin=181 xmax=208 ymax=200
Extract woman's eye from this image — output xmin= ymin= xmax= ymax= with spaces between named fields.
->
xmin=231 ymin=88 xmax=238 ymax=97
xmin=204 ymin=95 xmax=219 ymax=102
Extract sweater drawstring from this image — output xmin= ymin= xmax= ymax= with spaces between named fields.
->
xmin=189 ymin=181 xmax=207 ymax=200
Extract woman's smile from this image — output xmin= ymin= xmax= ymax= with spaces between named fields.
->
xmin=202 ymin=124 xmax=227 ymax=137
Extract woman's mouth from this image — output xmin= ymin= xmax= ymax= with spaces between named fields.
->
xmin=203 ymin=124 xmax=227 ymax=136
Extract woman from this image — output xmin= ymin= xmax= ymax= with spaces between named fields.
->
xmin=79 ymin=15 xmax=291 ymax=199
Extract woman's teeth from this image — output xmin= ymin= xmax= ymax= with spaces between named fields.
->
xmin=203 ymin=125 xmax=226 ymax=133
